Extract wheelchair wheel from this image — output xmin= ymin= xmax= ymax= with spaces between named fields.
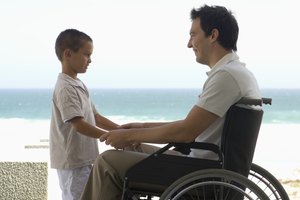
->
xmin=249 ymin=163 xmax=289 ymax=200
xmin=160 ymin=169 xmax=269 ymax=200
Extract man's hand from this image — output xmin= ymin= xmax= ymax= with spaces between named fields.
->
xmin=100 ymin=129 xmax=133 ymax=149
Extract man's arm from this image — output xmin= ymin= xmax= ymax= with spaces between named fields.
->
xmin=100 ymin=106 xmax=219 ymax=149
xmin=70 ymin=117 xmax=107 ymax=138
xmin=121 ymin=122 xmax=172 ymax=129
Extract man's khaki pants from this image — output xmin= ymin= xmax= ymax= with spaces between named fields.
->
xmin=80 ymin=144 xmax=183 ymax=200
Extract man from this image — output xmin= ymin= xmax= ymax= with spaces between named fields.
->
xmin=80 ymin=5 xmax=260 ymax=200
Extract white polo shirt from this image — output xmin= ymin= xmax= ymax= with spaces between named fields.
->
xmin=50 ymin=73 xmax=99 ymax=169
xmin=190 ymin=52 xmax=261 ymax=159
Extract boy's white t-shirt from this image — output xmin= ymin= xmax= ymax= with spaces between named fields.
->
xmin=50 ymin=73 xmax=99 ymax=169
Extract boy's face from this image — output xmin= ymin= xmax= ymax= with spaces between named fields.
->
xmin=64 ymin=40 xmax=93 ymax=77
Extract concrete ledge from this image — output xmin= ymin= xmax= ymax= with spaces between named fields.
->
xmin=24 ymin=145 xmax=49 ymax=149
xmin=0 ymin=162 xmax=48 ymax=200
xmin=24 ymin=138 xmax=49 ymax=149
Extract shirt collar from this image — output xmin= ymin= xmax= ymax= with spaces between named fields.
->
xmin=58 ymin=73 xmax=86 ymax=91
xmin=206 ymin=52 xmax=239 ymax=76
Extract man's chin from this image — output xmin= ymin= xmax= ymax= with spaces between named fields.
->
xmin=196 ymin=57 xmax=202 ymax=64
xmin=196 ymin=57 xmax=206 ymax=65
xmin=79 ymin=69 xmax=87 ymax=73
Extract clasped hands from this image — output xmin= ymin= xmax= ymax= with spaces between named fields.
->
xmin=100 ymin=123 xmax=143 ymax=150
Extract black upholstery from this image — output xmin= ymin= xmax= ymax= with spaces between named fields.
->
xmin=221 ymin=105 xmax=263 ymax=177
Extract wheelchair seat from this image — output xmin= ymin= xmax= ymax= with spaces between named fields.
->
xmin=122 ymin=98 xmax=271 ymax=199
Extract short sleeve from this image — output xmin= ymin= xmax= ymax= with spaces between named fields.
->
xmin=56 ymin=86 xmax=84 ymax=122
xmin=196 ymin=70 xmax=241 ymax=117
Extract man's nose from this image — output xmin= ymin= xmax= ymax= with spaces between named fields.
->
xmin=187 ymin=39 xmax=192 ymax=48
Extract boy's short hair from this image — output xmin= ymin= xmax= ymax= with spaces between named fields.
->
xmin=191 ymin=5 xmax=239 ymax=51
xmin=55 ymin=29 xmax=92 ymax=61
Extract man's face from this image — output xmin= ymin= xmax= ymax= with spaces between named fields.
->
xmin=187 ymin=18 xmax=210 ymax=65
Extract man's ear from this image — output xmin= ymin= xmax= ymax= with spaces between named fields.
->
xmin=210 ymin=28 xmax=219 ymax=42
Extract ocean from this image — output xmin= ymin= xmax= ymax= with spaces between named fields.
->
xmin=0 ymin=88 xmax=299 ymax=199
xmin=1 ymin=88 xmax=300 ymax=123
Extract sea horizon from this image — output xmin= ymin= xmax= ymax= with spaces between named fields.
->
xmin=1 ymin=88 xmax=300 ymax=123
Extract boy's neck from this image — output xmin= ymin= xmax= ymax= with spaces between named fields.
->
xmin=62 ymin=64 xmax=77 ymax=79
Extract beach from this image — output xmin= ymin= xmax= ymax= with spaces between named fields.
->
xmin=254 ymin=124 xmax=300 ymax=199
xmin=0 ymin=119 xmax=299 ymax=199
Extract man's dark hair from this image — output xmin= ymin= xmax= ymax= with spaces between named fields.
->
xmin=191 ymin=5 xmax=239 ymax=51
xmin=55 ymin=29 xmax=92 ymax=61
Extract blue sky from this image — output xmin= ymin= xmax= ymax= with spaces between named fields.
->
xmin=0 ymin=0 xmax=299 ymax=89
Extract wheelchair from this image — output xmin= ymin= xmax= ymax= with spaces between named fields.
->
xmin=122 ymin=98 xmax=289 ymax=200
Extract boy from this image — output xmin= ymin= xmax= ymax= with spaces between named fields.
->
xmin=50 ymin=29 xmax=119 ymax=200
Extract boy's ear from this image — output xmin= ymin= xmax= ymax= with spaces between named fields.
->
xmin=63 ymin=49 xmax=72 ymax=59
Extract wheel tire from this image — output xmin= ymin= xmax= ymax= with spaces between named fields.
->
xmin=160 ymin=169 xmax=270 ymax=200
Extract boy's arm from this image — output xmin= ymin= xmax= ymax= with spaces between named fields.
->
xmin=95 ymin=114 xmax=120 ymax=130
xmin=70 ymin=117 xmax=107 ymax=138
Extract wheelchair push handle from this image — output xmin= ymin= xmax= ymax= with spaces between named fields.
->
xmin=262 ymin=98 xmax=272 ymax=105
xmin=236 ymin=97 xmax=272 ymax=106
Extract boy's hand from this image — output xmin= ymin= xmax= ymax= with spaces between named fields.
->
xmin=100 ymin=129 xmax=132 ymax=149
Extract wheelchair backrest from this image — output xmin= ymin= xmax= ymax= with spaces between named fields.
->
xmin=221 ymin=100 xmax=263 ymax=177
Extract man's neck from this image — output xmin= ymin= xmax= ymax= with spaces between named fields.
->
xmin=208 ymin=49 xmax=232 ymax=68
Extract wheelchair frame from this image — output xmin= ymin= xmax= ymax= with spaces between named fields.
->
xmin=122 ymin=98 xmax=289 ymax=200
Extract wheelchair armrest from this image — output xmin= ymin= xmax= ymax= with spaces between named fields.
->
xmin=152 ymin=142 xmax=223 ymax=162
